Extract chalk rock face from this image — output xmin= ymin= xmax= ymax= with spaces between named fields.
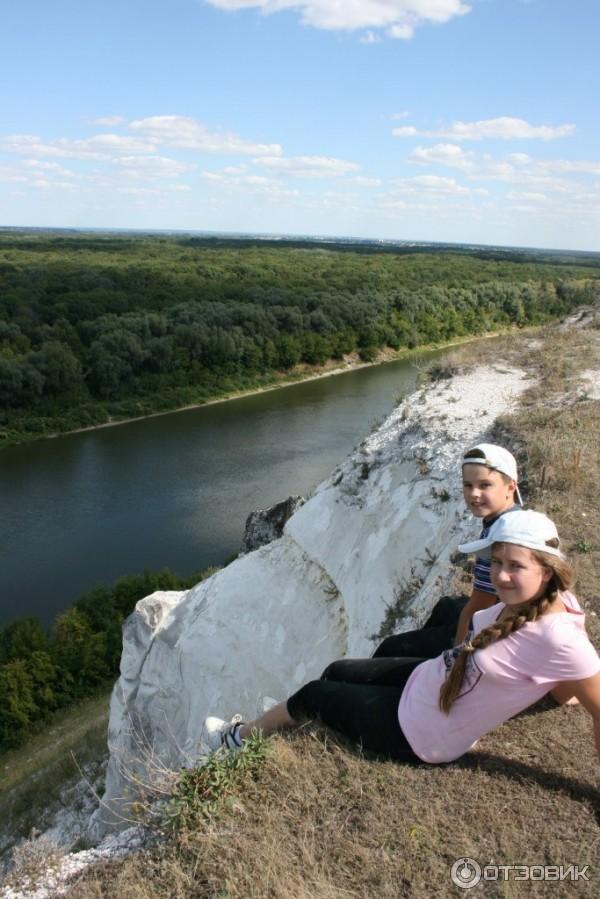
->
xmin=241 ymin=495 xmax=305 ymax=552
xmin=90 ymin=364 xmax=529 ymax=839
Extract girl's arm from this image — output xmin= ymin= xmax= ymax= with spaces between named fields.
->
xmin=453 ymin=588 xmax=498 ymax=645
xmin=568 ymin=672 xmax=600 ymax=761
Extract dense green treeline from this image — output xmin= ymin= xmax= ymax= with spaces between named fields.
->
xmin=1 ymin=231 xmax=599 ymax=445
xmin=0 ymin=567 xmax=216 ymax=751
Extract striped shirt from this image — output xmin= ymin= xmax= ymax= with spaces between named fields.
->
xmin=473 ymin=504 xmax=521 ymax=596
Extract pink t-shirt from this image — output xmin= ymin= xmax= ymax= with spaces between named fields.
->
xmin=398 ymin=591 xmax=600 ymax=764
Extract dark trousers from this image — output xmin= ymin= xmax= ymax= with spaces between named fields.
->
xmin=373 ymin=595 xmax=469 ymax=660
xmin=286 ymin=656 xmax=425 ymax=762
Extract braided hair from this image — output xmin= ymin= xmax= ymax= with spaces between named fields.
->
xmin=439 ymin=543 xmax=573 ymax=714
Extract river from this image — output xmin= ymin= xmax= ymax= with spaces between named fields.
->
xmin=0 ymin=351 xmax=446 ymax=628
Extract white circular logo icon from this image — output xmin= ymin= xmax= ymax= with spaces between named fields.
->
xmin=451 ymin=857 xmax=482 ymax=889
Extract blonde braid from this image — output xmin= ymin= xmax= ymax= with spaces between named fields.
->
xmin=438 ymin=579 xmax=561 ymax=714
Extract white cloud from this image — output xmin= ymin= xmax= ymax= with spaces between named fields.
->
xmin=0 ymin=160 xmax=79 ymax=188
xmin=89 ymin=116 xmax=125 ymax=127
xmin=115 ymin=186 xmax=162 ymax=196
xmin=0 ymin=151 xmax=193 ymax=197
xmin=360 ymin=30 xmax=381 ymax=44
xmin=388 ymin=23 xmax=414 ymax=39
xmin=353 ymin=175 xmax=383 ymax=187
xmin=1 ymin=118 xmax=283 ymax=168
xmin=98 ymin=180 xmax=193 ymax=198
xmin=113 ymin=155 xmax=193 ymax=178
xmin=27 ymin=179 xmax=77 ymax=191
xmin=129 ymin=115 xmax=282 ymax=156
xmin=393 ymin=116 xmax=575 ymax=140
xmin=320 ymin=191 xmax=363 ymax=211
xmin=538 ymin=158 xmax=600 ymax=175
xmin=507 ymin=190 xmax=549 ymax=203
xmin=409 ymin=143 xmax=473 ymax=168
xmin=407 ymin=143 xmax=600 ymax=194
xmin=201 ymin=169 xmax=300 ymax=199
xmin=399 ymin=140 xmax=600 ymax=232
xmin=244 ymin=175 xmax=274 ymax=185
xmin=466 ymin=156 xmax=600 ymax=189
xmin=0 ymin=165 xmax=28 ymax=184
xmin=253 ymin=154 xmax=360 ymax=177
xmin=204 ymin=0 xmax=470 ymax=38
xmin=391 ymin=111 xmax=410 ymax=121
xmin=22 ymin=159 xmax=77 ymax=177
xmin=243 ymin=178 xmax=301 ymax=200
xmin=391 ymin=174 xmax=470 ymax=194
xmin=1 ymin=133 xmax=156 ymax=160
xmin=378 ymin=198 xmax=408 ymax=210
xmin=85 ymin=134 xmax=157 ymax=154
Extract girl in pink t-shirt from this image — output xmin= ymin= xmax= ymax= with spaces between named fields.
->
xmin=204 ymin=511 xmax=600 ymax=765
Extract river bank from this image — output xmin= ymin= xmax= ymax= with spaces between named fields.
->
xmin=6 ymin=328 xmax=515 ymax=450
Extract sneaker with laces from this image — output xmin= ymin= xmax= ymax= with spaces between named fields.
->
xmin=204 ymin=714 xmax=245 ymax=752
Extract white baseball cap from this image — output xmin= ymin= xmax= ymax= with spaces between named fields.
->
xmin=462 ymin=443 xmax=518 ymax=482
xmin=463 ymin=443 xmax=522 ymax=505
xmin=458 ymin=509 xmax=564 ymax=559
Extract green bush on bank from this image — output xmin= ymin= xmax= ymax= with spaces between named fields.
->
xmin=0 ymin=567 xmax=213 ymax=751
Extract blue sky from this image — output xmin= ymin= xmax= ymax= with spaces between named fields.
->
xmin=1 ymin=0 xmax=598 ymax=250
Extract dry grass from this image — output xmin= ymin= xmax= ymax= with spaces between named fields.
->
xmin=66 ymin=724 xmax=598 ymax=899
xmin=53 ymin=312 xmax=600 ymax=899
xmin=2 ymin=832 xmax=65 ymax=894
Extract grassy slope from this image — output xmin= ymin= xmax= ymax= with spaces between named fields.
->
xmin=0 ymin=692 xmax=111 ymax=857
xmin=10 ymin=313 xmax=600 ymax=898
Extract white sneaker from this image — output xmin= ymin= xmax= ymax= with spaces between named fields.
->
xmin=204 ymin=714 xmax=245 ymax=752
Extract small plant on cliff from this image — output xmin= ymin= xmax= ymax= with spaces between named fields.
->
xmin=423 ymin=354 xmax=464 ymax=383
xmin=372 ymin=572 xmax=424 ymax=642
xmin=162 ymin=730 xmax=271 ymax=831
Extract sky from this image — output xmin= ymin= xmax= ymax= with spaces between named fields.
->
xmin=1 ymin=0 xmax=599 ymax=250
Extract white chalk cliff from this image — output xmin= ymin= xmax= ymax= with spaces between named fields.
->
xmin=90 ymin=363 xmax=529 ymax=839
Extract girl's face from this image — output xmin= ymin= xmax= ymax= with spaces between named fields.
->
xmin=462 ymin=464 xmax=515 ymax=519
xmin=490 ymin=544 xmax=553 ymax=606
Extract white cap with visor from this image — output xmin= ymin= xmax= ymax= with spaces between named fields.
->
xmin=458 ymin=509 xmax=564 ymax=559
xmin=462 ymin=443 xmax=523 ymax=506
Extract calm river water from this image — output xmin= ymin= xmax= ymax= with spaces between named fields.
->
xmin=0 ymin=352 xmax=446 ymax=628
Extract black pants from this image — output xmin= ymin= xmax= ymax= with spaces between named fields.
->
xmin=373 ymin=595 xmax=469 ymax=660
xmin=286 ymin=656 xmax=425 ymax=762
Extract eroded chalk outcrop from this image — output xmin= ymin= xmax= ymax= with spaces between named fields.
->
xmin=241 ymin=494 xmax=305 ymax=553
xmin=90 ymin=363 xmax=529 ymax=839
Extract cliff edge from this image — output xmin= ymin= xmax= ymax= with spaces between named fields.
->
xmin=90 ymin=361 xmax=530 ymax=839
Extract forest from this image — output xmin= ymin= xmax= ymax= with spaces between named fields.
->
xmin=1 ymin=229 xmax=599 ymax=446
xmin=0 ymin=567 xmax=216 ymax=751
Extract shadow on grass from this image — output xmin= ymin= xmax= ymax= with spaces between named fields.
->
xmin=305 ymin=723 xmax=600 ymax=829
xmin=453 ymin=751 xmax=600 ymax=824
